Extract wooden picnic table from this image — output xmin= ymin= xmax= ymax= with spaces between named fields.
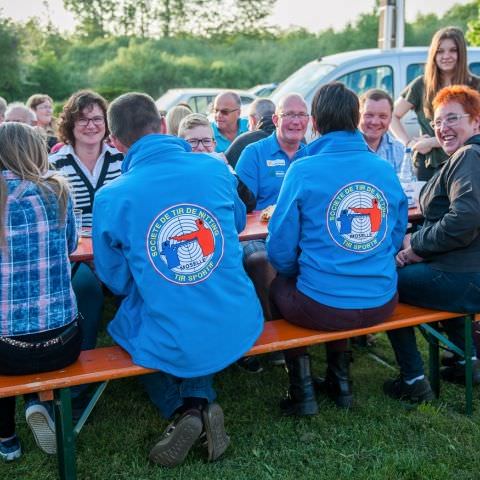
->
xmin=70 ymin=207 xmax=422 ymax=263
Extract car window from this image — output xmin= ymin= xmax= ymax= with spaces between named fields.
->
xmin=240 ymin=96 xmax=254 ymax=105
xmin=406 ymin=64 xmax=425 ymax=84
xmin=337 ymin=66 xmax=394 ymax=97
xmin=192 ymin=96 xmax=210 ymax=114
xmin=469 ymin=62 xmax=480 ymax=76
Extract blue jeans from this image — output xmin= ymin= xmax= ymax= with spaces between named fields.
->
xmin=387 ymin=263 xmax=480 ymax=379
xmin=141 ymin=372 xmax=216 ymax=419
xmin=72 ymin=263 xmax=104 ymax=351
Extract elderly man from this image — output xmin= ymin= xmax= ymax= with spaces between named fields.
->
xmin=234 ymin=94 xmax=309 ymax=371
xmin=93 ymin=93 xmax=262 ymax=467
xmin=4 ymin=102 xmax=36 ymax=126
xmin=359 ymin=89 xmax=405 ymax=173
xmin=0 ymin=97 xmax=7 ymax=124
xmin=211 ymin=91 xmax=248 ymax=153
xmin=225 ymin=98 xmax=276 ymax=168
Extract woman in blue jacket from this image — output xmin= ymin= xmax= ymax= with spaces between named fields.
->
xmin=267 ymin=82 xmax=408 ymax=415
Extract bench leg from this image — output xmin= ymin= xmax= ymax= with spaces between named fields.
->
xmin=464 ymin=315 xmax=474 ymax=416
xmin=54 ymin=388 xmax=77 ymax=480
xmin=428 ymin=332 xmax=440 ymax=399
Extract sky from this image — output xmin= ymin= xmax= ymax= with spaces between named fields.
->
xmin=0 ymin=0 xmax=474 ymax=33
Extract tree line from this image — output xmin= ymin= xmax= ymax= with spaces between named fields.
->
xmin=0 ymin=1 xmax=478 ymax=105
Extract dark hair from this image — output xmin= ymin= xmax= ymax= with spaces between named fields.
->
xmin=311 ymin=82 xmax=359 ymax=135
xmin=58 ymin=90 xmax=109 ymax=146
xmin=359 ymin=88 xmax=393 ymax=111
xmin=108 ymin=92 xmax=162 ymax=147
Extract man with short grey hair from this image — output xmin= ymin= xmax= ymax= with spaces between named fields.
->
xmin=5 ymin=102 xmax=36 ymax=126
xmin=211 ymin=91 xmax=248 ymax=153
xmin=0 ymin=97 xmax=7 ymax=124
xmin=93 ymin=92 xmax=262 ymax=468
xmin=225 ymin=98 xmax=276 ymax=168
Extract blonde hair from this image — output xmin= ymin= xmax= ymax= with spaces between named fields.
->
xmin=0 ymin=123 xmax=70 ymax=247
xmin=166 ymin=105 xmax=193 ymax=136
xmin=424 ymin=27 xmax=473 ymax=119
xmin=178 ymin=113 xmax=212 ymax=138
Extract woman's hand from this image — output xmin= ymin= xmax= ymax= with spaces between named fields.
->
xmin=395 ymin=247 xmax=424 ymax=268
xmin=411 ymin=135 xmax=437 ymax=155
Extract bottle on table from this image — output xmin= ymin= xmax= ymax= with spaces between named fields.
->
xmin=398 ymin=147 xmax=417 ymax=207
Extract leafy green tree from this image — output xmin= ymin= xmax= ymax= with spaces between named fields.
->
xmin=0 ymin=18 xmax=23 ymax=99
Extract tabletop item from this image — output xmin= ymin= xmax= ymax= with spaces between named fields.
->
xmin=260 ymin=205 xmax=276 ymax=223
xmin=73 ymin=209 xmax=82 ymax=236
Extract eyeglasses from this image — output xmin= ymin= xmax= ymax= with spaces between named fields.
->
xmin=36 ymin=104 xmax=53 ymax=111
xmin=213 ymin=108 xmax=239 ymax=116
xmin=186 ymin=137 xmax=214 ymax=148
xmin=430 ymin=114 xmax=470 ymax=129
xmin=76 ymin=116 xmax=105 ymax=127
xmin=279 ymin=112 xmax=310 ymax=120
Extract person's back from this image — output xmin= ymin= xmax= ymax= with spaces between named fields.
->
xmin=94 ymin=134 xmax=262 ymax=375
xmin=93 ymin=92 xmax=262 ymax=467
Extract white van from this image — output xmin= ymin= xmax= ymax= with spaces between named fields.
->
xmin=270 ymin=47 xmax=480 ymax=137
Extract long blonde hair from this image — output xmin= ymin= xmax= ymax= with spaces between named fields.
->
xmin=0 ymin=123 xmax=70 ymax=246
xmin=423 ymin=26 xmax=473 ymax=119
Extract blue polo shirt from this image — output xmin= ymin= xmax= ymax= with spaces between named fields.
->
xmin=212 ymin=118 xmax=249 ymax=153
xmin=235 ymin=132 xmax=306 ymax=210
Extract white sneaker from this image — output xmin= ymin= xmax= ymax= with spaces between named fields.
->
xmin=25 ymin=401 xmax=56 ymax=454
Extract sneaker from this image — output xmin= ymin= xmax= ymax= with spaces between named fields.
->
xmin=383 ymin=376 xmax=435 ymax=404
xmin=237 ymin=356 xmax=263 ymax=374
xmin=0 ymin=435 xmax=21 ymax=462
xmin=25 ymin=400 xmax=56 ymax=455
xmin=441 ymin=359 xmax=480 ymax=385
xmin=202 ymin=403 xmax=230 ymax=462
xmin=149 ymin=409 xmax=203 ymax=467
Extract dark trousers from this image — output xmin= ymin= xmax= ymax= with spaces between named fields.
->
xmin=0 ymin=321 xmax=82 ymax=438
xmin=270 ymin=275 xmax=398 ymax=358
xmin=387 ymin=263 xmax=480 ymax=379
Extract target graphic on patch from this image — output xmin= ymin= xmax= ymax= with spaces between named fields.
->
xmin=146 ymin=204 xmax=224 ymax=285
xmin=326 ymin=182 xmax=388 ymax=253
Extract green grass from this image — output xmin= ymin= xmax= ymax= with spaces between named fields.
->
xmin=2 ymin=304 xmax=480 ymax=480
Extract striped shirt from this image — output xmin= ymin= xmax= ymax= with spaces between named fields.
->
xmin=0 ymin=171 xmax=78 ymax=336
xmin=49 ymin=144 xmax=123 ymax=227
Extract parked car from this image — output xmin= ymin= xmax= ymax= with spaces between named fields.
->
xmin=248 ymin=83 xmax=278 ymax=97
xmin=270 ymin=47 xmax=480 ymax=138
xmin=156 ymin=88 xmax=256 ymax=115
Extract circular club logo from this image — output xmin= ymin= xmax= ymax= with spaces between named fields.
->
xmin=146 ymin=204 xmax=224 ymax=285
xmin=326 ymin=182 xmax=388 ymax=253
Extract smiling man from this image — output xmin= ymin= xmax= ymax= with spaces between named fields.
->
xmin=359 ymin=89 xmax=405 ymax=174
xmin=211 ymin=91 xmax=248 ymax=153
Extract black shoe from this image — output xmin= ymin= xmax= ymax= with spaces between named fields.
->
xmin=269 ymin=351 xmax=286 ymax=366
xmin=440 ymin=351 xmax=458 ymax=367
xmin=202 ymin=403 xmax=230 ymax=462
xmin=280 ymin=354 xmax=318 ymax=416
xmin=383 ymin=376 xmax=434 ymax=403
xmin=314 ymin=350 xmax=353 ymax=409
xmin=149 ymin=409 xmax=203 ymax=467
xmin=440 ymin=359 xmax=480 ymax=385
xmin=237 ymin=356 xmax=263 ymax=374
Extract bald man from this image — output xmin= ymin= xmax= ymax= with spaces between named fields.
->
xmin=234 ymin=94 xmax=310 ymax=364
xmin=211 ymin=91 xmax=248 ymax=153
xmin=5 ymin=103 xmax=36 ymax=126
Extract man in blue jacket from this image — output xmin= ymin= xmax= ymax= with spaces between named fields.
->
xmin=93 ymin=93 xmax=263 ymax=467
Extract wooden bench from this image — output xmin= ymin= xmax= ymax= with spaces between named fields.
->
xmin=0 ymin=303 xmax=476 ymax=479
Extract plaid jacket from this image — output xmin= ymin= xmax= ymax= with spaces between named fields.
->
xmin=0 ymin=171 xmax=78 ymax=336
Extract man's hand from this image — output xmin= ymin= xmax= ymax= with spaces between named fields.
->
xmin=395 ymin=247 xmax=424 ymax=268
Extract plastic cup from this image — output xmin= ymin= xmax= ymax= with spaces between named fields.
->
xmin=73 ymin=209 xmax=83 ymax=236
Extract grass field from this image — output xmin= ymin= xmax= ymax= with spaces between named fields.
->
xmin=2 ymin=306 xmax=480 ymax=480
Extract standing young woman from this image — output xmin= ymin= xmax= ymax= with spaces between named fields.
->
xmin=0 ymin=123 xmax=81 ymax=460
xmin=390 ymin=27 xmax=479 ymax=180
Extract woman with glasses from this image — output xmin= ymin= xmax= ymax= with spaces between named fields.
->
xmin=386 ymin=85 xmax=480 ymax=403
xmin=391 ymin=27 xmax=479 ymax=180
xmin=49 ymin=91 xmax=123 ymax=414
xmin=26 ymin=94 xmax=58 ymax=151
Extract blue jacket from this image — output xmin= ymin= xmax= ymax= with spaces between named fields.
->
xmin=267 ymin=130 xmax=408 ymax=309
xmin=235 ymin=132 xmax=306 ymax=210
xmin=93 ymin=134 xmax=263 ymax=377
